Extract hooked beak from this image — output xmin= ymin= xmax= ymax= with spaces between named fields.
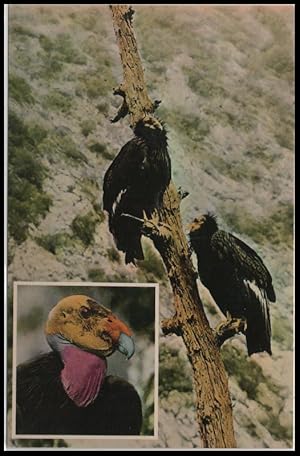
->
xmin=187 ymin=219 xmax=204 ymax=236
xmin=117 ymin=332 xmax=135 ymax=360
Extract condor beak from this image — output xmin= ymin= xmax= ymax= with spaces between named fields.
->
xmin=186 ymin=219 xmax=204 ymax=235
xmin=117 ymin=332 xmax=135 ymax=360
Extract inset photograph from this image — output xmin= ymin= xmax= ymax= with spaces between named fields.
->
xmin=12 ymin=282 xmax=158 ymax=439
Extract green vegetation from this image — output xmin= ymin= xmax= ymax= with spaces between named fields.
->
xmin=11 ymin=24 xmax=38 ymax=38
xmin=88 ymin=267 xmax=108 ymax=282
xmin=38 ymin=34 xmax=53 ymax=53
xmin=35 ymin=232 xmax=75 ymax=255
xmin=52 ymin=33 xmax=87 ymax=65
xmin=221 ymin=344 xmax=280 ymax=400
xmin=224 ymin=202 xmax=293 ymax=248
xmin=141 ymin=374 xmax=155 ymax=436
xmin=136 ymin=9 xmax=188 ymax=71
xmin=159 ymin=344 xmax=193 ymax=398
xmin=39 ymin=132 xmax=87 ymax=164
xmin=76 ymin=36 xmax=115 ymax=98
xmin=81 ymin=34 xmax=111 ymax=61
xmin=88 ymin=142 xmax=115 ymax=160
xmin=96 ymin=102 xmax=109 ymax=113
xmin=42 ymin=91 xmax=73 ymax=113
xmin=37 ymin=52 xmax=63 ymax=80
xmin=266 ymin=414 xmax=293 ymax=443
xmin=78 ymin=73 xmax=113 ymax=99
xmin=184 ymin=64 xmax=227 ymax=99
xmin=79 ymin=178 xmax=101 ymax=202
xmin=106 ymin=247 xmax=121 ymax=263
xmin=36 ymin=31 xmax=86 ymax=81
xmin=7 ymin=290 xmax=13 ymax=406
xmin=71 ymin=11 xmax=101 ymax=32
xmin=138 ymin=244 xmax=167 ymax=282
xmin=9 ymin=74 xmax=34 ymax=105
xmin=272 ymin=316 xmax=293 ymax=350
xmin=39 ymin=32 xmax=86 ymax=65
xmin=36 ymin=209 xmax=104 ymax=255
xmin=8 ymin=111 xmax=52 ymax=244
xmin=71 ymin=211 xmax=99 ymax=247
xmin=80 ymin=119 xmax=96 ymax=137
xmin=160 ymin=107 xmax=210 ymax=144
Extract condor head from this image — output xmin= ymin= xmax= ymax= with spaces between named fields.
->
xmin=45 ymin=295 xmax=135 ymax=360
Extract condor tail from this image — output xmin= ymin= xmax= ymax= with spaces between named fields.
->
xmin=245 ymin=281 xmax=272 ymax=356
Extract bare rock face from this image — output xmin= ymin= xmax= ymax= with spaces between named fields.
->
xmin=7 ymin=4 xmax=293 ymax=450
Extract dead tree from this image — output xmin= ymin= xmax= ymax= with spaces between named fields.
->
xmin=109 ymin=4 xmax=239 ymax=448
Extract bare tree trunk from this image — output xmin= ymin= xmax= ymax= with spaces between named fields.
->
xmin=109 ymin=4 xmax=237 ymax=448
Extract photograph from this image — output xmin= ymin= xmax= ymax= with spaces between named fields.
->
xmin=5 ymin=3 xmax=294 ymax=451
xmin=12 ymin=282 xmax=158 ymax=439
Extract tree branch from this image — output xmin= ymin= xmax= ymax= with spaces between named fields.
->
xmin=214 ymin=317 xmax=247 ymax=348
xmin=110 ymin=4 xmax=156 ymax=128
xmin=110 ymin=5 xmax=236 ymax=448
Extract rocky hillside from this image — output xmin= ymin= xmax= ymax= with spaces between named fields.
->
xmin=7 ymin=4 xmax=294 ymax=449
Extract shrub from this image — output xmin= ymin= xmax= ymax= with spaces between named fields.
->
xmin=43 ymin=91 xmax=73 ymax=113
xmin=9 ymin=74 xmax=34 ymax=105
xmin=54 ymin=33 xmax=87 ymax=65
xmin=37 ymin=52 xmax=63 ymax=80
xmin=35 ymin=232 xmax=74 ymax=255
xmin=80 ymin=120 xmax=96 ymax=137
xmin=88 ymin=143 xmax=115 ymax=160
xmin=88 ymin=268 xmax=108 ymax=282
xmin=141 ymin=374 xmax=155 ymax=436
xmin=138 ymin=244 xmax=166 ymax=282
xmin=272 ymin=316 xmax=293 ymax=350
xmin=39 ymin=132 xmax=87 ymax=164
xmin=221 ymin=344 xmax=280 ymax=400
xmin=225 ymin=203 xmax=293 ymax=248
xmin=96 ymin=102 xmax=109 ymax=113
xmin=106 ymin=247 xmax=121 ymax=263
xmin=71 ymin=212 xmax=98 ymax=246
xmin=8 ymin=111 xmax=52 ymax=244
xmin=11 ymin=24 xmax=37 ymax=38
xmin=159 ymin=344 xmax=193 ymax=398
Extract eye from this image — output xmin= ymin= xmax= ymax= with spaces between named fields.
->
xmin=80 ymin=306 xmax=94 ymax=318
xmin=62 ymin=311 xmax=67 ymax=318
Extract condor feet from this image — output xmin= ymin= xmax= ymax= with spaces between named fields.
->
xmin=214 ymin=314 xmax=247 ymax=348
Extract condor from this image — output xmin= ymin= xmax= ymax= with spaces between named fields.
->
xmin=188 ymin=214 xmax=275 ymax=356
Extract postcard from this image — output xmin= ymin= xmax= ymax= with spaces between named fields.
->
xmin=5 ymin=4 xmax=294 ymax=450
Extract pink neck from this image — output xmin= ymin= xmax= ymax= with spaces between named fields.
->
xmin=60 ymin=345 xmax=107 ymax=408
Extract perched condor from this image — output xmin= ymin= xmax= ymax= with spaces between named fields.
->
xmin=188 ymin=214 xmax=276 ymax=356
xmin=16 ymin=295 xmax=142 ymax=435
xmin=103 ymin=119 xmax=171 ymax=264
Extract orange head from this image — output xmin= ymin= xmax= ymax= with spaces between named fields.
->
xmin=45 ymin=295 xmax=135 ymax=359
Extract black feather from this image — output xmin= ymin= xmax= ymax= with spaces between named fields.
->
xmin=189 ymin=214 xmax=275 ymax=356
xmin=103 ymin=123 xmax=171 ymax=264
xmin=16 ymin=352 xmax=143 ymax=435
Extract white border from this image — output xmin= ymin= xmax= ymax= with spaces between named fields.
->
xmin=4 ymin=3 xmax=9 ymax=450
xmin=12 ymin=281 xmax=159 ymax=441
